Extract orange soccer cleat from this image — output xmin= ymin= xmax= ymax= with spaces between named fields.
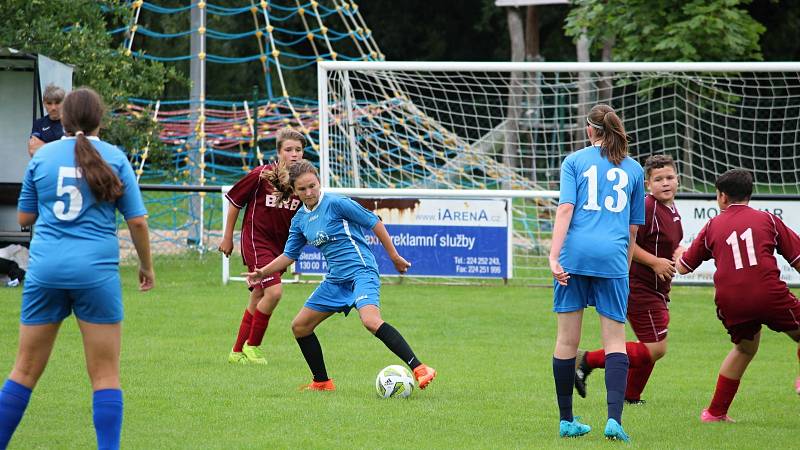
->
xmin=413 ymin=364 xmax=437 ymax=390
xmin=301 ymin=379 xmax=336 ymax=391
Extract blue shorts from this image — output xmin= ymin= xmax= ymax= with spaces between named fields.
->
xmin=305 ymin=274 xmax=380 ymax=316
xmin=553 ymin=274 xmax=629 ymax=323
xmin=21 ymin=276 xmax=123 ymax=325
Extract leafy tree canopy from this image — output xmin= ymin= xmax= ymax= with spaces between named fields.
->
xmin=565 ymin=0 xmax=765 ymax=61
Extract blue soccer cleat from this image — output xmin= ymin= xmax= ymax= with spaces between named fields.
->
xmin=559 ymin=418 xmax=591 ymax=438
xmin=604 ymin=418 xmax=630 ymax=442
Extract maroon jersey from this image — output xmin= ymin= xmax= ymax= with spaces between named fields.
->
xmin=225 ymin=164 xmax=302 ymax=268
xmin=629 ymin=194 xmax=683 ymax=305
xmin=679 ymin=204 xmax=800 ymax=325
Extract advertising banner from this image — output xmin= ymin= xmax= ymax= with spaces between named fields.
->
xmin=295 ymin=197 xmax=512 ymax=278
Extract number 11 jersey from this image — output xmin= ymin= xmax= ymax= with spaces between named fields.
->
xmin=679 ymin=204 xmax=800 ymax=321
xmin=557 ymin=145 xmax=645 ymax=278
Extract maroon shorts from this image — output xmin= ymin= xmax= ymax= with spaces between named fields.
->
xmin=244 ymin=249 xmax=284 ymax=290
xmin=718 ymin=293 xmax=800 ymax=344
xmin=627 ymin=308 xmax=670 ymax=343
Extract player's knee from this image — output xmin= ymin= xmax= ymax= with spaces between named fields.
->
xmin=361 ymin=317 xmax=383 ymax=334
xmin=734 ymin=342 xmax=758 ymax=357
xmin=291 ymin=318 xmax=311 ymax=337
xmin=555 ymin=336 xmax=580 ymax=351
xmin=648 ymin=341 xmax=667 ymax=361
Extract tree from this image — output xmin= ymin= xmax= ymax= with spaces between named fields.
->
xmin=0 ymin=0 xmax=184 ymax=166
xmin=564 ymin=0 xmax=765 ymax=61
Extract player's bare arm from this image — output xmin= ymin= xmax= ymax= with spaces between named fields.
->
xmin=372 ymin=221 xmax=410 ymax=273
xmin=676 ymin=257 xmax=691 ymax=275
xmin=18 ymin=212 xmax=36 ymax=227
xmin=27 ymin=136 xmax=45 ymax=157
xmin=633 ymin=243 xmax=676 ymax=281
xmin=548 ymin=203 xmax=574 ymax=286
xmin=627 ymin=225 xmax=639 ymax=268
xmin=244 ymin=254 xmax=294 ymax=284
xmin=218 ymin=204 xmax=241 ymax=257
xmin=128 ymin=216 xmax=155 ymax=291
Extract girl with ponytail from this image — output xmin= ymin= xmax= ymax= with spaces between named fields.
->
xmin=219 ymin=127 xmax=305 ymax=365
xmin=547 ymin=103 xmax=645 ymax=441
xmin=1 ymin=87 xmax=153 ymax=450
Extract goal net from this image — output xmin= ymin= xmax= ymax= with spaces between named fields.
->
xmin=311 ymin=62 xmax=800 ymax=286
xmin=319 ymin=61 xmax=800 ymax=193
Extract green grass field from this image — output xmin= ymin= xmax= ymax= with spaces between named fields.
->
xmin=0 ymin=259 xmax=797 ymax=449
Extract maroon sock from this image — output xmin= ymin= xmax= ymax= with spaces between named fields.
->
xmin=625 ymin=361 xmax=655 ymax=401
xmin=247 ymin=310 xmax=272 ymax=347
xmin=585 ymin=349 xmax=605 ymax=368
xmin=625 ymin=341 xmax=653 ymax=368
xmin=707 ymin=374 xmax=740 ymax=417
xmin=233 ymin=310 xmax=253 ymax=352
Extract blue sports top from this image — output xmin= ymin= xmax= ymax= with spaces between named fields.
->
xmin=30 ymin=115 xmax=64 ymax=144
xmin=18 ymin=137 xmax=147 ymax=288
xmin=558 ymin=145 xmax=645 ymax=278
xmin=283 ymin=192 xmax=380 ymax=282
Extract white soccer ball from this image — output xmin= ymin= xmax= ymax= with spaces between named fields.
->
xmin=375 ymin=364 xmax=414 ymax=399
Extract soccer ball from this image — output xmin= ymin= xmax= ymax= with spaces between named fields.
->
xmin=375 ymin=365 xmax=414 ymax=398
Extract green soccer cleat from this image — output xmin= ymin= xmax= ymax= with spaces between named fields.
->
xmin=228 ymin=350 xmax=248 ymax=365
xmin=242 ymin=343 xmax=267 ymax=365
xmin=559 ymin=418 xmax=591 ymax=438
xmin=604 ymin=418 xmax=630 ymax=442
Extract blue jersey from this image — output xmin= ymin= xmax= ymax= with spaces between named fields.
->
xmin=30 ymin=115 xmax=64 ymax=143
xmin=18 ymin=137 xmax=147 ymax=288
xmin=284 ymin=192 xmax=380 ymax=282
xmin=558 ymin=146 xmax=645 ymax=278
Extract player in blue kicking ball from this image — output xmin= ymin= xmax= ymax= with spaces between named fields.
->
xmin=245 ymin=160 xmax=436 ymax=391
xmin=548 ymin=104 xmax=645 ymax=441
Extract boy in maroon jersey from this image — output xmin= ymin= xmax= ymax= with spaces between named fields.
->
xmin=574 ymin=155 xmax=684 ymax=404
xmin=219 ymin=128 xmax=305 ymax=365
xmin=677 ymin=168 xmax=800 ymax=422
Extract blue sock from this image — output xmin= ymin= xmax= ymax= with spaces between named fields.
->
xmin=0 ymin=379 xmax=32 ymax=449
xmin=605 ymin=352 xmax=629 ymax=424
xmin=93 ymin=389 xmax=123 ymax=450
xmin=553 ymin=357 xmax=576 ymax=422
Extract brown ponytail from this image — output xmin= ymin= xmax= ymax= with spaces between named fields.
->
xmin=261 ymin=159 xmax=293 ymax=203
xmin=61 ymin=88 xmax=123 ymax=202
xmin=260 ymin=127 xmax=307 ymax=202
xmin=587 ymin=104 xmax=628 ymax=165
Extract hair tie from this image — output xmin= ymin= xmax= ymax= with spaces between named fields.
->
xmin=586 ymin=118 xmax=604 ymax=131
xmin=75 ymin=130 xmax=85 ymax=136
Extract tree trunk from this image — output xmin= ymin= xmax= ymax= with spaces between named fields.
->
xmin=525 ymin=6 xmax=540 ymax=62
xmin=575 ymin=29 xmax=591 ymax=146
xmin=504 ymin=7 xmax=524 ymax=181
xmin=598 ymin=37 xmax=614 ymax=104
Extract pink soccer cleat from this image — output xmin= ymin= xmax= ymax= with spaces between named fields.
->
xmin=795 ymin=376 xmax=800 ymax=395
xmin=700 ymin=408 xmax=736 ymax=423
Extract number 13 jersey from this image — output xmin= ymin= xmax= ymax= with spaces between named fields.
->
xmin=557 ymin=146 xmax=645 ymax=278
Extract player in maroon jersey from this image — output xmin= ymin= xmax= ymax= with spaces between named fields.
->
xmin=677 ymin=168 xmax=800 ymax=422
xmin=574 ymin=155 xmax=684 ymax=404
xmin=219 ymin=128 xmax=305 ymax=365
